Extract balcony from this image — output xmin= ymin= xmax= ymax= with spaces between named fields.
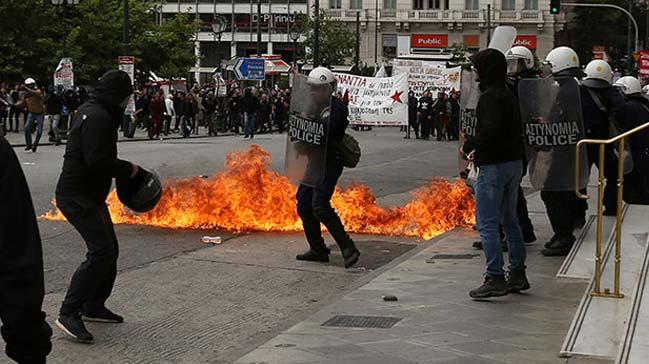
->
xmin=325 ymin=8 xmax=368 ymax=20
xmin=325 ymin=8 xmax=549 ymax=24
xmin=379 ymin=9 xmax=397 ymax=18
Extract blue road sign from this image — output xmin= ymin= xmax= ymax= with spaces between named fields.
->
xmin=234 ymin=58 xmax=266 ymax=81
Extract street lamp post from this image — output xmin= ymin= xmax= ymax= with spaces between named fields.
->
xmin=289 ymin=26 xmax=300 ymax=66
xmin=212 ymin=15 xmax=228 ymax=71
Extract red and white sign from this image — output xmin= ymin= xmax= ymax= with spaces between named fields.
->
xmin=118 ymin=56 xmax=136 ymax=115
xmin=411 ymin=34 xmax=448 ymax=49
xmin=512 ymin=36 xmax=537 ymax=50
xmin=639 ymin=51 xmax=649 ymax=75
xmin=53 ymin=58 xmax=74 ymax=88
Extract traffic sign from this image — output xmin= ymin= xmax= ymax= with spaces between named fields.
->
xmin=234 ymin=58 xmax=265 ymax=81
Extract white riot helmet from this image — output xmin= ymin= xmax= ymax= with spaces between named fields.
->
xmin=506 ymin=46 xmax=534 ymax=75
xmin=24 ymin=77 xmax=36 ymax=86
xmin=544 ymin=46 xmax=582 ymax=77
xmin=308 ymin=66 xmax=336 ymax=87
xmin=582 ymin=60 xmax=613 ymax=89
xmin=643 ymin=84 xmax=649 ymax=96
xmin=614 ymin=76 xmax=642 ymax=95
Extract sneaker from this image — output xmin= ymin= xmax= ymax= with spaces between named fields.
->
xmin=471 ymin=241 xmax=508 ymax=252
xmin=296 ymin=248 xmax=330 ymax=263
xmin=82 ymin=306 xmax=124 ymax=323
xmin=24 ymin=145 xmax=32 ymax=151
xmin=506 ymin=270 xmax=531 ymax=293
xmin=55 ymin=314 xmax=94 ymax=343
xmin=342 ymin=247 xmax=360 ymax=269
xmin=469 ymin=275 xmax=507 ymax=299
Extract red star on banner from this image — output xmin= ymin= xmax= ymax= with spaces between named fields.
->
xmin=391 ymin=90 xmax=403 ymax=104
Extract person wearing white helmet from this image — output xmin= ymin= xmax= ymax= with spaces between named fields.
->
xmin=544 ymin=46 xmax=585 ymax=78
xmin=579 ymin=59 xmax=625 ymax=217
xmin=22 ymin=78 xmax=45 ymax=152
xmin=505 ymin=46 xmax=536 ymax=78
xmin=613 ymin=76 xmax=649 ymax=203
xmin=295 ymin=66 xmax=360 ymax=269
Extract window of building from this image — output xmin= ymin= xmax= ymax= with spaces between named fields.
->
xmin=383 ymin=34 xmax=397 ymax=59
xmin=329 ymin=0 xmax=341 ymax=9
xmin=350 ymin=0 xmax=362 ymax=9
xmin=413 ymin=0 xmax=424 ymax=10
xmin=502 ymin=0 xmax=515 ymax=10
xmin=384 ymin=0 xmax=396 ymax=9
xmin=465 ymin=0 xmax=478 ymax=10
xmin=428 ymin=0 xmax=440 ymax=9
xmin=524 ymin=0 xmax=538 ymax=9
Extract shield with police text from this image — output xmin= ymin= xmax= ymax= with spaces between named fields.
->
xmin=518 ymin=77 xmax=588 ymax=191
xmin=458 ymin=69 xmax=480 ymax=175
xmin=284 ymin=74 xmax=332 ymax=187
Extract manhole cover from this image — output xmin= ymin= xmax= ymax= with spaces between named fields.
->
xmin=321 ymin=315 xmax=402 ymax=329
xmin=427 ymin=254 xmax=479 ymax=262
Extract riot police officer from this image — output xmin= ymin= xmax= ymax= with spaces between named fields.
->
xmin=614 ymin=76 xmax=649 ymax=204
xmin=295 ymin=67 xmax=360 ymax=269
xmin=580 ymin=60 xmax=625 ymax=216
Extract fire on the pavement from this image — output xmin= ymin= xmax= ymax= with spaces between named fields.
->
xmin=43 ymin=145 xmax=475 ymax=240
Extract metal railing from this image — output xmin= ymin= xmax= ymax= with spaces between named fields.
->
xmin=575 ymin=121 xmax=649 ymax=299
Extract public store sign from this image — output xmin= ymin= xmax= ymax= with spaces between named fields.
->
xmin=53 ymin=58 xmax=74 ymax=89
xmin=512 ymin=35 xmax=537 ymax=50
xmin=118 ymin=56 xmax=136 ymax=115
xmin=410 ymin=34 xmax=449 ymax=49
xmin=639 ymin=51 xmax=649 ymax=75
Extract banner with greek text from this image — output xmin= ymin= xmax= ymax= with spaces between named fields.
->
xmin=392 ymin=59 xmax=461 ymax=99
xmin=334 ymin=73 xmax=408 ymax=126
xmin=53 ymin=58 xmax=74 ymax=89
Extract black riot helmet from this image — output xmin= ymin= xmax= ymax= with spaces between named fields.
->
xmin=116 ymin=169 xmax=162 ymax=213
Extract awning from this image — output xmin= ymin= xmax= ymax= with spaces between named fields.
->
xmin=265 ymin=59 xmax=291 ymax=74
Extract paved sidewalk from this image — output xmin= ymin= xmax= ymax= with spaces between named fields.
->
xmin=234 ymin=193 xmax=601 ymax=364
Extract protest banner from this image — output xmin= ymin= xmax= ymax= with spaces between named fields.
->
xmin=53 ymin=58 xmax=74 ymax=89
xmin=334 ymin=72 xmax=408 ymax=126
xmin=392 ymin=59 xmax=461 ymax=98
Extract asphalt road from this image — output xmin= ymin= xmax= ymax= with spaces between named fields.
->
xmin=9 ymin=127 xmax=462 ymax=363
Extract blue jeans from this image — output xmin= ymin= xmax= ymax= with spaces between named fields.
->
xmin=475 ymin=160 xmax=526 ymax=277
xmin=24 ymin=112 xmax=44 ymax=147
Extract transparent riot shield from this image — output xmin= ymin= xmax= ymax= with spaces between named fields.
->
xmin=518 ymin=77 xmax=589 ymax=191
xmin=284 ymin=74 xmax=332 ymax=187
xmin=488 ymin=26 xmax=518 ymax=55
xmin=458 ymin=69 xmax=480 ymax=175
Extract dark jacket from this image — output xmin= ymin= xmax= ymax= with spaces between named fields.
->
xmin=417 ymin=96 xmax=434 ymax=117
xmin=56 ymin=70 xmax=134 ymax=203
xmin=464 ymin=48 xmax=524 ymax=166
xmin=327 ymin=97 xmax=349 ymax=161
xmin=0 ymin=136 xmax=52 ymax=363
xmin=408 ymin=94 xmax=418 ymax=122
xmin=45 ymin=92 xmax=63 ymax=115
xmin=617 ymin=94 xmax=649 ymax=151
xmin=239 ymin=92 xmax=259 ymax=113
xmin=580 ymin=85 xmax=625 ymax=139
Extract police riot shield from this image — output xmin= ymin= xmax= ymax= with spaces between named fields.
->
xmin=284 ymin=74 xmax=332 ymax=187
xmin=487 ymin=26 xmax=518 ymax=55
xmin=518 ymin=77 xmax=588 ymax=191
xmin=458 ymin=69 xmax=480 ymax=175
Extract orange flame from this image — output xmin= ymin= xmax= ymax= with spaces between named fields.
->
xmin=44 ymin=145 xmax=475 ymax=240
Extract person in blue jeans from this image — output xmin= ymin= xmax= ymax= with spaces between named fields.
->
xmin=22 ymin=78 xmax=46 ymax=152
xmin=462 ymin=48 xmax=529 ymax=299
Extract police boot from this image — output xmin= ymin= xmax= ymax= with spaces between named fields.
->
xmin=296 ymin=247 xmax=330 ymax=263
xmin=542 ymin=236 xmax=575 ymax=257
xmin=469 ymin=275 xmax=507 ymax=299
xmin=339 ymin=236 xmax=360 ymax=269
xmin=506 ymin=270 xmax=530 ymax=293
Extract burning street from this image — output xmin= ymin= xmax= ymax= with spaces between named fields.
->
xmin=11 ymin=129 xmax=467 ymax=363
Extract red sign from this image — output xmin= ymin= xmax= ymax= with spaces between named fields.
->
xmin=592 ymin=45 xmax=606 ymax=53
xmin=411 ymin=34 xmax=448 ymax=49
xmin=463 ymin=35 xmax=480 ymax=48
xmin=640 ymin=51 xmax=649 ymax=75
xmin=512 ymin=36 xmax=537 ymax=50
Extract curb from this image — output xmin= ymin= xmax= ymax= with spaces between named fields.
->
xmin=8 ymin=132 xmax=240 ymax=148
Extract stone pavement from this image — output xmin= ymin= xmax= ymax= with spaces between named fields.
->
xmin=234 ymin=194 xmax=605 ymax=364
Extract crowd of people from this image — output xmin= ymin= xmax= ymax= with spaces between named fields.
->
xmin=405 ymin=89 xmax=461 ymax=141
xmin=128 ymin=82 xmax=292 ymax=140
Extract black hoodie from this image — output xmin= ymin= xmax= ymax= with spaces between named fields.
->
xmin=56 ymin=70 xmax=134 ymax=203
xmin=463 ymin=49 xmax=524 ymax=166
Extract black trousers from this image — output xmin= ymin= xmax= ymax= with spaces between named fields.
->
xmin=625 ymin=147 xmax=649 ymax=204
xmin=516 ymin=186 xmax=534 ymax=238
xmin=586 ymin=143 xmax=618 ymax=212
xmin=540 ymin=191 xmax=579 ymax=241
xmin=420 ymin=115 xmax=432 ymax=139
xmin=297 ymin=161 xmax=353 ymax=253
xmin=164 ymin=115 xmax=172 ymax=135
xmin=57 ymin=198 xmax=119 ymax=316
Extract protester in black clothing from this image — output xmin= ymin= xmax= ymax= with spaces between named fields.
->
xmin=46 ymin=87 xmax=64 ymax=144
xmin=240 ymin=88 xmax=259 ymax=139
xmin=448 ymin=92 xmax=460 ymax=140
xmin=173 ymin=91 xmax=183 ymax=131
xmin=273 ymin=91 xmax=287 ymax=133
xmin=433 ymin=92 xmax=448 ymax=141
xmin=0 ymin=136 xmax=53 ymax=363
xmin=407 ymin=91 xmax=419 ymax=139
xmin=258 ymin=93 xmax=273 ymax=133
xmin=54 ymin=70 xmax=147 ymax=343
xmin=418 ymin=91 xmax=434 ymax=140
xmin=8 ymin=84 xmax=22 ymax=132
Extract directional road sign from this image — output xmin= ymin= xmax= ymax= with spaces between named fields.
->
xmin=234 ymin=57 xmax=266 ymax=81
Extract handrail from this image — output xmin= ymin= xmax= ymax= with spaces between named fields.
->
xmin=574 ymin=120 xmax=649 ymax=299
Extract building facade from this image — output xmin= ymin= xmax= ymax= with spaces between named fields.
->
xmin=163 ymin=0 xmax=566 ymax=80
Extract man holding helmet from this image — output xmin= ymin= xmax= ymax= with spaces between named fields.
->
xmin=54 ymin=70 xmax=161 ymax=343
xmin=292 ymin=66 xmax=360 ymax=269
xmin=614 ymin=76 xmax=649 ymax=204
